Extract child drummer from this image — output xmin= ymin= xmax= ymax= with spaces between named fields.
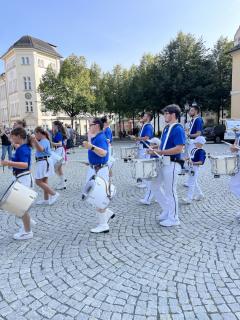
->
xmin=182 ymin=136 xmax=206 ymax=204
xmin=1 ymin=127 xmax=34 ymax=240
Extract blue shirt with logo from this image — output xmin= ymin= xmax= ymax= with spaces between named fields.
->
xmin=160 ymin=124 xmax=185 ymax=160
xmin=189 ymin=117 xmax=204 ymax=135
xmin=88 ymin=132 xmax=109 ymax=165
xmin=12 ymin=143 xmax=31 ymax=175
xmin=104 ymin=127 xmax=113 ymax=143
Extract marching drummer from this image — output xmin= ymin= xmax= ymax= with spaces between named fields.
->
xmin=131 ymin=112 xmax=154 ymax=188
xmin=82 ymin=117 xmax=115 ymax=234
xmin=183 ymin=104 xmax=204 ymax=182
xmin=148 ymin=104 xmax=185 ymax=227
xmin=182 ymin=136 xmax=206 ymax=204
xmin=1 ymin=127 xmax=33 ymax=240
xmin=139 ymin=137 xmax=161 ymax=205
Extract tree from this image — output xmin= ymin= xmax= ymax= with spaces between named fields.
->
xmin=210 ymin=37 xmax=233 ymax=122
xmin=39 ymin=55 xmax=95 ymax=126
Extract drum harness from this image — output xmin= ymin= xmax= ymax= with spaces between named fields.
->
xmin=35 ymin=155 xmax=50 ymax=171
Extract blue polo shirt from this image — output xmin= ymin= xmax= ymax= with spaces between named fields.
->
xmin=12 ymin=143 xmax=31 ymax=175
xmin=160 ymin=124 xmax=185 ymax=160
xmin=140 ymin=123 xmax=154 ymax=148
xmin=104 ymin=127 xmax=113 ymax=143
xmin=53 ymin=132 xmax=63 ymax=145
xmin=189 ymin=117 xmax=204 ymax=135
xmin=88 ymin=132 xmax=109 ymax=165
xmin=190 ymin=148 xmax=206 ymax=164
xmin=35 ymin=139 xmax=52 ymax=157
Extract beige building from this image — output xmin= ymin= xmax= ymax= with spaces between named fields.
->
xmin=230 ymin=26 xmax=240 ymax=118
xmin=0 ymin=35 xmax=90 ymax=133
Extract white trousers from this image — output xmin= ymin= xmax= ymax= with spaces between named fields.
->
xmin=86 ymin=166 xmax=109 ymax=184
xmin=151 ymin=162 xmax=181 ymax=223
xmin=186 ymin=166 xmax=203 ymax=200
xmin=230 ymin=170 xmax=240 ymax=198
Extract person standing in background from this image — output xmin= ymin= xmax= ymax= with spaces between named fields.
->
xmin=1 ymin=127 xmax=12 ymax=161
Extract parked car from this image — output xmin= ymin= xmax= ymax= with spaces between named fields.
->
xmin=202 ymin=125 xmax=225 ymax=143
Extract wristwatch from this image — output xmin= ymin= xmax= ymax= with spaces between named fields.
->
xmin=91 ymin=145 xmax=95 ymax=151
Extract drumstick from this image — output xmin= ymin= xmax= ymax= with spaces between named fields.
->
xmin=142 ymin=140 xmax=162 ymax=159
xmin=222 ymin=141 xmax=240 ymax=151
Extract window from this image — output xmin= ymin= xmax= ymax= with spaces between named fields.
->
xmin=26 ymin=101 xmax=33 ymax=113
xmin=23 ymin=77 xmax=32 ymax=90
xmin=38 ymin=59 xmax=44 ymax=68
xmin=21 ymin=57 xmax=30 ymax=65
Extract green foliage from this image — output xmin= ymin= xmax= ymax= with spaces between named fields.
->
xmin=39 ymin=33 xmax=233 ymax=126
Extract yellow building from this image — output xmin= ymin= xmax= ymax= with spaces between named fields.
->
xmin=230 ymin=26 xmax=240 ymax=118
xmin=0 ymin=35 xmax=90 ymax=133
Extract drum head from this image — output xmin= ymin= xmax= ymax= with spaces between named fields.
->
xmin=82 ymin=176 xmax=96 ymax=200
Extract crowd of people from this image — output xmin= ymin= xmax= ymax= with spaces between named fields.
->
xmin=1 ymin=104 xmax=240 ymax=240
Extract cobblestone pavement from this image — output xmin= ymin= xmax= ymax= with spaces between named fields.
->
xmin=0 ymin=141 xmax=240 ymax=320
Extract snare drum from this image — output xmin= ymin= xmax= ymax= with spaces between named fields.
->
xmin=131 ymin=158 xmax=163 ymax=180
xmin=0 ymin=181 xmax=38 ymax=217
xmin=82 ymin=176 xmax=116 ymax=210
xmin=120 ymin=147 xmax=138 ymax=161
xmin=209 ymin=155 xmax=239 ymax=177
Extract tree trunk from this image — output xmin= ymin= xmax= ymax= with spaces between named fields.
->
xmin=118 ymin=111 xmax=121 ymax=139
xmin=153 ymin=110 xmax=156 ymax=134
xmin=157 ymin=111 xmax=160 ymax=135
xmin=217 ymin=106 xmax=220 ymax=124
xmin=71 ymin=117 xmax=74 ymax=128
xmin=132 ymin=111 xmax=135 ymax=135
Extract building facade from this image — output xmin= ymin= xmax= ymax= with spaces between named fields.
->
xmin=0 ymin=35 xmax=90 ymax=133
xmin=230 ymin=26 xmax=240 ymax=118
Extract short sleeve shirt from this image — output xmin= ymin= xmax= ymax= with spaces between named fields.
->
xmin=53 ymin=132 xmax=63 ymax=145
xmin=160 ymin=124 xmax=185 ymax=160
xmin=12 ymin=143 xmax=31 ymax=175
xmin=140 ymin=123 xmax=154 ymax=148
xmin=35 ymin=138 xmax=52 ymax=157
xmin=104 ymin=127 xmax=113 ymax=143
xmin=189 ymin=117 xmax=204 ymax=135
xmin=190 ymin=148 xmax=206 ymax=164
xmin=88 ymin=132 xmax=109 ymax=165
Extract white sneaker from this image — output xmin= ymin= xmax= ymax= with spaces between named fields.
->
xmin=136 ymin=182 xmax=147 ymax=189
xmin=91 ymin=212 xmax=110 ymax=233
xmin=35 ymin=199 xmax=49 ymax=205
xmin=193 ymin=195 xmax=204 ymax=201
xmin=160 ymin=219 xmax=180 ymax=227
xmin=182 ymin=198 xmax=192 ymax=205
xmin=49 ymin=192 xmax=59 ymax=205
xmin=13 ymin=230 xmax=33 ymax=240
xmin=90 ymin=224 xmax=109 ymax=233
xmin=105 ymin=208 xmax=115 ymax=223
xmin=159 ymin=211 xmax=169 ymax=221
xmin=140 ymin=199 xmax=151 ymax=205
xmin=56 ymin=183 xmax=66 ymax=190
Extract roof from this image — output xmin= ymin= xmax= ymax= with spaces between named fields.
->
xmin=1 ymin=35 xmax=62 ymax=59
xmin=228 ymin=43 xmax=240 ymax=54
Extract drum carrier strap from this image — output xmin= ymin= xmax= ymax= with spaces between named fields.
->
xmin=15 ymin=171 xmax=33 ymax=188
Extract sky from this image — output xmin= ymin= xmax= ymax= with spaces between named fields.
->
xmin=0 ymin=0 xmax=240 ymax=73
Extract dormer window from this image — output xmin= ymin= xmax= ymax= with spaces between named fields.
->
xmin=21 ymin=57 xmax=30 ymax=65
